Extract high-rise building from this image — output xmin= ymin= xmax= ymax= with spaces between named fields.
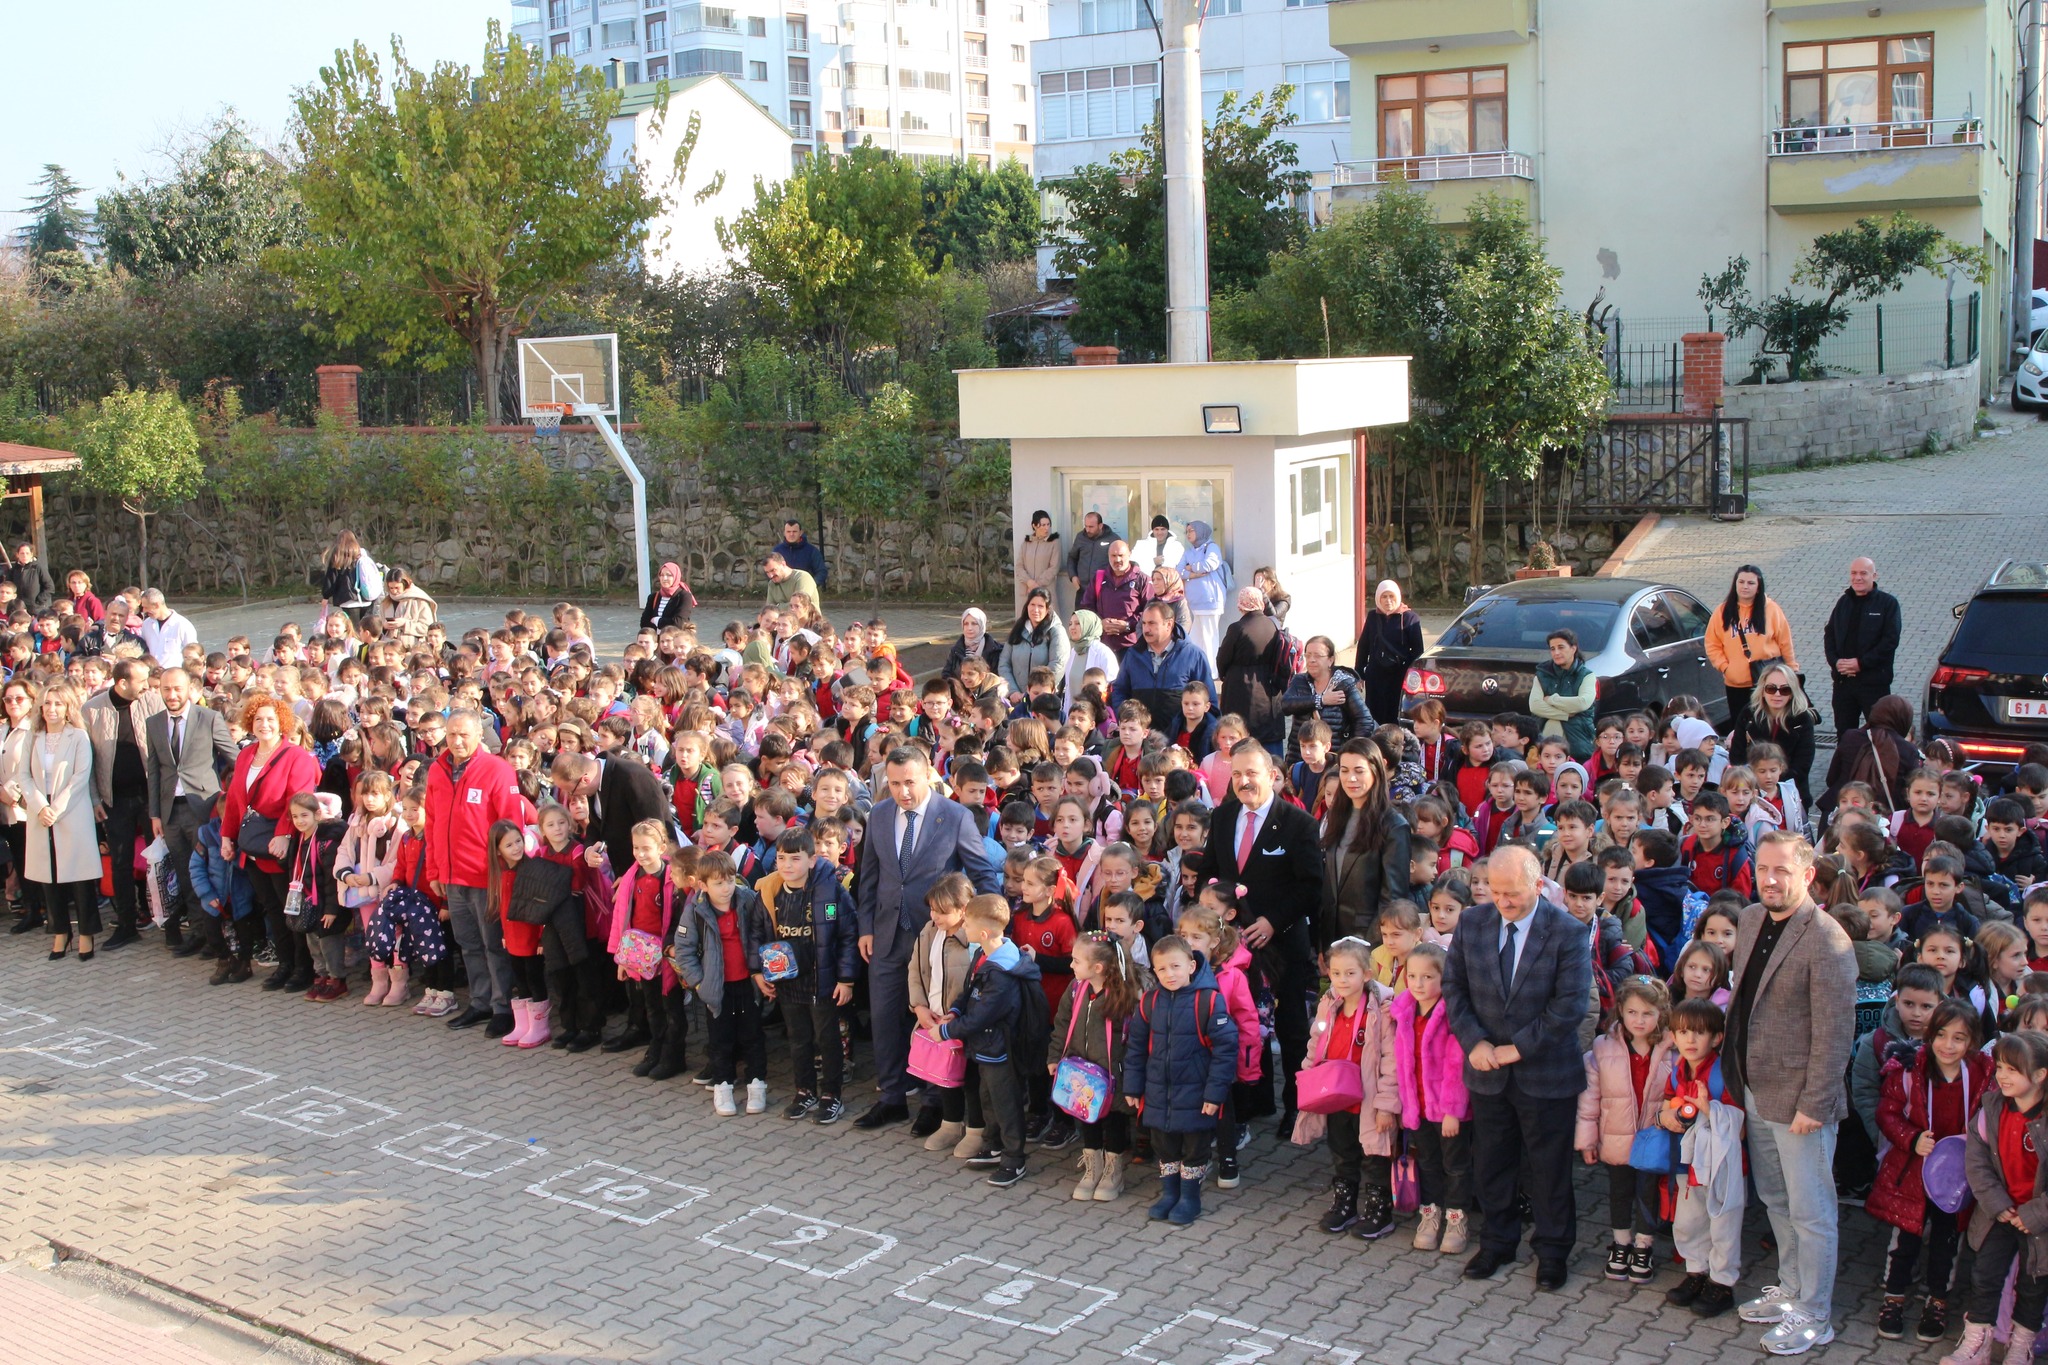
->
xmin=511 ymin=0 xmax=1047 ymax=171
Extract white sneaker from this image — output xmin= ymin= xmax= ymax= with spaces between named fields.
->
xmin=1761 ymin=1311 xmax=1834 ymax=1356
xmin=713 ymin=1082 xmax=738 ymax=1117
xmin=1739 ymin=1286 xmax=1794 ymax=1324
xmin=745 ymin=1078 xmax=768 ymax=1115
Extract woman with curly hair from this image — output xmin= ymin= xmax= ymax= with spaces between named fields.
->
xmin=221 ymin=696 xmax=323 ymax=991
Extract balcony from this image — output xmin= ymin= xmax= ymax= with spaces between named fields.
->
xmin=969 ymin=93 xmax=990 ymax=108
xmin=789 ymin=79 xmax=812 ymax=94
xmin=791 ymin=123 xmax=815 ymax=139
xmin=1331 ymin=150 xmax=1535 ymax=222
xmin=1767 ymin=116 xmax=1987 ymax=213
xmin=967 ymin=133 xmax=993 ymax=149
xmin=966 ymin=52 xmax=988 ymax=68
xmin=787 ymin=34 xmax=810 ymax=49
xmin=1773 ymin=0 xmax=1982 ymax=16
xmin=1327 ymin=0 xmax=1531 ymax=56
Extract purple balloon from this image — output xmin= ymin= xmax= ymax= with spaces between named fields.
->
xmin=1923 ymin=1134 xmax=1971 ymax=1215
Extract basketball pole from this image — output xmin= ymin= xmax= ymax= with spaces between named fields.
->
xmin=581 ymin=406 xmax=650 ymax=605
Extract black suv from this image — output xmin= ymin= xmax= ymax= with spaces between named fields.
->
xmin=1923 ymin=560 xmax=2048 ymax=768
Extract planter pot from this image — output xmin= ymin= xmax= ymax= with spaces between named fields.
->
xmin=1513 ymin=566 xmax=1573 ymax=580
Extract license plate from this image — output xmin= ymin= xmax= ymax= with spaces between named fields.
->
xmin=2008 ymin=698 xmax=2048 ymax=721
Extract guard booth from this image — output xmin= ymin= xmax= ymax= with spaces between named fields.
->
xmin=0 ymin=442 xmax=83 ymax=564
xmin=957 ymin=358 xmax=1410 ymax=649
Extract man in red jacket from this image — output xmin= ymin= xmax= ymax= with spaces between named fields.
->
xmin=426 ymin=709 xmax=534 ymax=1036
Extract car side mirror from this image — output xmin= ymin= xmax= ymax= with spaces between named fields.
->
xmin=1953 ymin=603 xmax=1967 ymax=620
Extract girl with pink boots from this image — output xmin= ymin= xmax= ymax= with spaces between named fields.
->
xmin=337 ymin=772 xmax=405 ymax=1007
xmin=486 ymin=819 xmax=556 ymax=1051
xmin=1942 ymin=1029 xmax=2048 ymax=1365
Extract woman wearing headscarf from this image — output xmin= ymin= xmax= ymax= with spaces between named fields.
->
xmin=942 ymin=607 xmax=1004 ymax=682
xmin=1065 ymin=609 xmax=1120 ymax=702
xmin=640 ymin=561 xmax=697 ymax=631
xmin=1146 ymin=565 xmax=1192 ymax=635
xmin=1014 ymin=510 xmax=1061 ymax=618
xmin=1181 ymin=521 xmax=1229 ymax=662
xmin=1821 ymin=694 xmax=1922 ymax=820
xmin=1216 ymin=585 xmax=1287 ymax=750
xmin=1358 ymin=579 xmax=1424 ymax=727
xmin=1000 ymin=587 xmax=1070 ymax=705
xmin=1744 ymin=659 xmax=1821 ymax=806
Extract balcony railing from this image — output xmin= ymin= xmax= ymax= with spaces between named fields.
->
xmin=1331 ymin=149 xmax=1534 ymax=186
xmin=787 ymin=34 xmax=810 ymax=49
xmin=968 ymin=93 xmax=990 ymax=108
xmin=791 ymin=124 xmax=815 ymax=139
xmin=967 ymin=133 xmax=993 ymax=148
xmin=965 ymin=52 xmax=988 ymax=68
xmin=1768 ymin=115 xmax=1983 ymax=155
xmin=789 ymin=80 xmax=812 ymax=95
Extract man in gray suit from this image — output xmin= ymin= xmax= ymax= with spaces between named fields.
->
xmin=1443 ymin=844 xmax=1593 ymax=1292
xmin=144 ymin=668 xmax=236 ymax=966
xmin=853 ymin=746 xmax=999 ymax=1130
xmin=83 ymin=658 xmax=163 ymax=950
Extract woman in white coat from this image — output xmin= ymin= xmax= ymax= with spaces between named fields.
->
xmin=24 ymin=682 xmax=101 ymax=960
xmin=0 ymin=679 xmax=40 ymax=936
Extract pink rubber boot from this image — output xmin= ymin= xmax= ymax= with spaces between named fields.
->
xmin=361 ymin=961 xmax=390 ymax=1007
xmin=382 ymin=962 xmax=410 ymax=1007
xmin=517 ymin=1000 xmax=552 ymax=1049
xmin=501 ymin=997 xmax=532 ymax=1046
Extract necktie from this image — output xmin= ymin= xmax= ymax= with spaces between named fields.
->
xmin=1499 ymin=920 xmax=1518 ymax=989
xmin=900 ymin=807 xmax=919 ymax=864
xmin=170 ymin=714 xmax=183 ymax=761
xmin=1236 ymin=809 xmax=1259 ymax=870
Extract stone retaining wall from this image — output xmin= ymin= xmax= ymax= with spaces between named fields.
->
xmin=1720 ymin=361 xmax=1979 ymax=469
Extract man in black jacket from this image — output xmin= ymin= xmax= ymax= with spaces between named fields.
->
xmin=550 ymin=751 xmax=668 ymax=878
xmin=1203 ymin=738 xmax=1324 ymax=1131
xmin=8 ymin=543 xmax=53 ymax=616
xmin=1822 ymin=557 xmax=1901 ymax=732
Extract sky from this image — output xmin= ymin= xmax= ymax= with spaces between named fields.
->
xmin=3 ymin=0 xmax=506 ymax=235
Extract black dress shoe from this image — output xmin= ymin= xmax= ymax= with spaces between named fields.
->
xmin=564 ymin=1030 xmax=601 ymax=1054
xmin=910 ymin=1105 xmax=943 ymax=1138
xmin=9 ymin=912 xmax=45 ymax=935
xmin=283 ymin=970 xmax=316 ymax=994
xmin=601 ymin=1026 xmax=652 ymax=1054
xmin=1535 ymin=1259 xmax=1568 ymax=1291
xmin=853 ymin=1101 xmax=911 ymax=1131
xmin=446 ymin=1004 xmax=493 ymax=1030
xmin=102 ymin=927 xmax=140 ymax=951
xmin=173 ymin=937 xmax=206 ymax=959
xmin=1464 ymin=1249 xmax=1512 ymax=1281
xmin=483 ymin=1011 xmax=516 ymax=1039
xmin=261 ymin=969 xmax=294 ymax=992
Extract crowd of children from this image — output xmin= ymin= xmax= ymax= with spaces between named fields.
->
xmin=25 ymin=572 xmax=2048 ymax=1362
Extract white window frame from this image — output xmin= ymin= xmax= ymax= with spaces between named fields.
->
xmin=1289 ymin=456 xmax=1347 ymax=558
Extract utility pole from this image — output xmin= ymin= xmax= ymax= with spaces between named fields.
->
xmin=2015 ymin=0 xmax=2043 ymax=363
xmin=1160 ymin=0 xmax=1209 ymax=362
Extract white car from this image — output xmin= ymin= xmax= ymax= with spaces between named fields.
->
xmin=2016 ymin=333 xmax=2048 ymax=411
xmin=2035 ymin=287 xmax=2048 ymax=344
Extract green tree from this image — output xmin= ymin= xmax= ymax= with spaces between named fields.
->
xmin=1700 ymin=212 xmax=1988 ymax=380
xmin=75 ymin=387 xmax=204 ymax=587
xmin=97 ymin=115 xmax=305 ymax=279
xmin=917 ymin=158 xmax=1041 ymax=272
xmin=16 ymin=165 xmax=98 ymax=296
xmin=722 ymin=144 xmax=933 ymax=382
xmin=1052 ymin=89 xmax=1310 ymax=356
xmin=816 ymin=381 xmax=923 ymax=605
xmin=278 ymin=23 xmax=659 ymax=421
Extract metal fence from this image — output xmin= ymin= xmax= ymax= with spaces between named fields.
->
xmin=1570 ymin=412 xmax=1750 ymax=517
xmin=354 ymin=369 xmax=526 ymax=427
xmin=1605 ymin=293 xmax=1980 ymax=389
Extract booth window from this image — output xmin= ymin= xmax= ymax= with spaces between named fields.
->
xmin=1291 ymin=459 xmax=1343 ymax=557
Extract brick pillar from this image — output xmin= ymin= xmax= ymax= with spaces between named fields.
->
xmin=315 ymin=365 xmax=363 ymax=427
xmin=1071 ymin=346 xmax=1120 ymax=366
xmin=1680 ymin=333 xmax=1725 ymax=415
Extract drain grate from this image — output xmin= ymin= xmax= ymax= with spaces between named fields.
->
xmin=12 ymin=1080 xmax=56 ymax=1094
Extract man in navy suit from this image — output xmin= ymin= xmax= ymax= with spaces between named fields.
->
xmin=1442 ymin=844 xmax=1592 ymax=1291
xmin=854 ymin=746 xmax=1000 ymax=1130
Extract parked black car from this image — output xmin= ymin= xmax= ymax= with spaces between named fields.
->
xmin=1923 ymin=560 xmax=2048 ymax=769
xmin=1401 ymin=577 xmax=1730 ymax=729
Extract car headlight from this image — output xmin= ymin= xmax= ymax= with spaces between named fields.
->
xmin=2028 ymin=361 xmax=2045 ymax=376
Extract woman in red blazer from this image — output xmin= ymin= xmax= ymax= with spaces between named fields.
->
xmin=220 ymin=696 xmax=322 ymax=993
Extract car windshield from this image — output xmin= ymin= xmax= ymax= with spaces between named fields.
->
xmin=1952 ymin=595 xmax=2048 ymax=660
xmin=1439 ymin=597 xmax=1621 ymax=653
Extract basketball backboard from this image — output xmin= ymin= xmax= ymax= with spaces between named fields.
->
xmin=517 ymin=334 xmax=620 ymax=418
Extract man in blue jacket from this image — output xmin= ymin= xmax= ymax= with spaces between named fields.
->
xmin=1443 ymin=844 xmax=1593 ymax=1292
xmin=1111 ymin=602 xmax=1217 ymax=732
xmin=767 ymin=519 xmax=827 ymax=589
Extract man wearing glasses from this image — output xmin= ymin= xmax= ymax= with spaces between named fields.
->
xmin=1821 ymin=558 xmax=1900 ymax=733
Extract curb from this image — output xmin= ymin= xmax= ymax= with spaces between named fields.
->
xmin=1595 ymin=514 xmax=1661 ymax=578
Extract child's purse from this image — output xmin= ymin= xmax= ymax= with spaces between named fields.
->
xmin=1626 ymin=1126 xmax=1679 ymax=1175
xmin=616 ymin=928 xmax=665 ymax=981
xmin=908 ymin=1028 xmax=966 ymax=1088
xmin=1051 ymin=985 xmax=1112 ymax=1123
xmin=282 ymin=838 xmax=319 ymax=933
xmin=1296 ymin=1003 xmax=1368 ymax=1115
xmin=760 ymin=941 xmax=801 ymax=982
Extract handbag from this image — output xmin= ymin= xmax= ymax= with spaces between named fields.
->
xmin=1392 ymin=1144 xmax=1421 ymax=1214
xmin=760 ymin=941 xmax=801 ymax=982
xmin=236 ymin=811 xmax=278 ymax=857
xmin=908 ymin=1028 xmax=966 ymax=1088
xmin=283 ymin=836 xmax=319 ymax=933
xmin=1628 ymin=1127 xmax=1679 ymax=1174
xmin=1297 ymin=1059 xmax=1366 ymax=1115
xmin=616 ymin=928 xmax=664 ymax=981
xmin=505 ymin=856 xmax=575 ymax=925
xmin=1051 ymin=982 xmax=1112 ymax=1123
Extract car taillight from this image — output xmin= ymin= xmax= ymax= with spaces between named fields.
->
xmin=1403 ymin=668 xmax=1445 ymax=697
xmin=1931 ymin=665 xmax=1991 ymax=688
xmin=1958 ymin=739 xmax=2029 ymax=760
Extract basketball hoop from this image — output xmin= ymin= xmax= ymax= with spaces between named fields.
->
xmin=531 ymin=402 xmax=571 ymax=437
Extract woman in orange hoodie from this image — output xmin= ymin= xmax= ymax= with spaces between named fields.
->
xmin=1703 ymin=564 xmax=1796 ymax=747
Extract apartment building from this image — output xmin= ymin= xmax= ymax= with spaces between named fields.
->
xmin=606 ymin=76 xmax=796 ymax=274
xmin=1324 ymin=0 xmax=2018 ymax=388
xmin=512 ymin=0 xmax=1046 ymax=172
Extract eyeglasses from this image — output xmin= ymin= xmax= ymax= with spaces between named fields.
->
xmin=1761 ymin=685 xmax=1792 ymax=696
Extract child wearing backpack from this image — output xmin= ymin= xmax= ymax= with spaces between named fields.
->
xmin=1177 ymin=897 xmax=1262 ymax=1192
xmin=1294 ymin=936 xmax=1399 ymax=1241
xmin=1939 ymin=1028 xmax=2048 ymax=1365
xmin=670 ymin=849 xmax=773 ymax=1118
xmin=938 ymin=894 xmax=1044 ymax=1188
xmin=1390 ymin=942 xmax=1471 ymax=1255
xmin=1657 ymin=998 xmax=1745 ymax=1320
xmin=1576 ymin=976 xmax=1674 ymax=1288
xmin=1048 ymin=932 xmax=1138 ymax=1202
xmin=1124 ymin=933 xmax=1238 ymax=1226
xmin=759 ymin=827 xmax=859 ymax=1126
xmin=912 ymin=873 xmax=981 ymax=1156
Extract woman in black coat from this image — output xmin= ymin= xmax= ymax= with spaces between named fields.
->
xmin=640 ymin=561 xmax=697 ymax=631
xmin=1215 ymin=585 xmax=1287 ymax=748
xmin=1318 ymin=739 xmax=1411 ymax=948
xmin=1819 ymin=693 xmax=1922 ymax=820
xmin=1358 ymin=579 xmax=1424 ymax=726
xmin=1279 ymin=634 xmax=1369 ymax=762
xmin=1742 ymin=659 xmax=1821 ymax=806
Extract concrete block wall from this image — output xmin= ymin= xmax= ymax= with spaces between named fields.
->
xmin=1717 ymin=360 xmax=1979 ymax=469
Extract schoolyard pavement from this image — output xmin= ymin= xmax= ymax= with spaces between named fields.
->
xmin=0 ymin=932 xmax=1926 ymax=1365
